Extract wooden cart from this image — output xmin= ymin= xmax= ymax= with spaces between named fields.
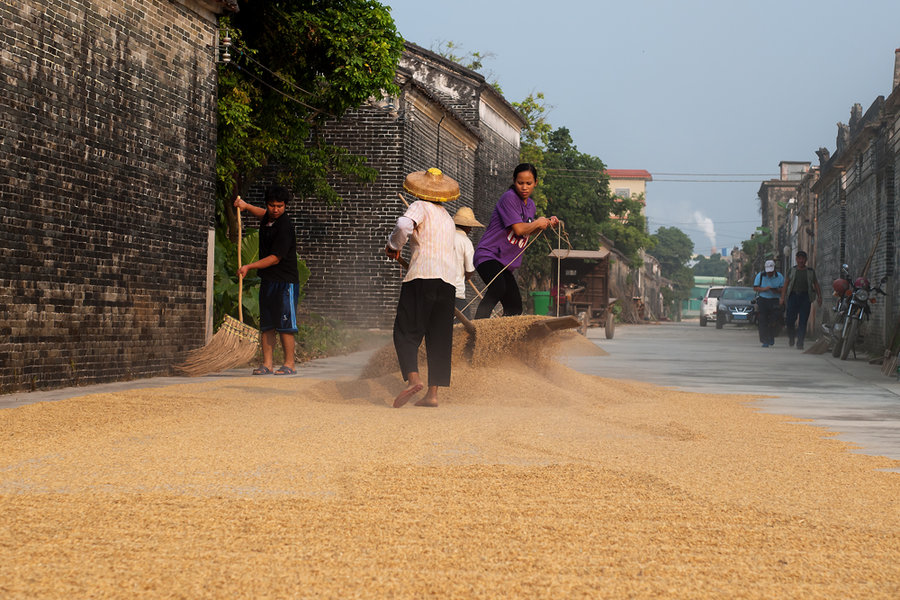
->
xmin=548 ymin=249 xmax=617 ymax=339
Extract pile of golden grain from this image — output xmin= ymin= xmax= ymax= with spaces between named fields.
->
xmin=1 ymin=316 xmax=898 ymax=598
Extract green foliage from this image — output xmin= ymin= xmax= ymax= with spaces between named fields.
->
xmin=650 ymin=226 xmax=695 ymax=310
xmin=517 ymin=125 xmax=653 ymax=283
xmin=600 ymin=193 xmax=654 ymax=269
xmin=650 ymin=226 xmax=695 ymax=277
xmin=542 ymin=127 xmax=612 ymax=249
xmin=741 ymin=226 xmax=774 ymax=282
xmin=693 ymin=253 xmax=729 ymax=277
xmin=431 ymin=40 xmax=502 ymax=93
xmin=295 ymin=313 xmax=359 ymax=361
xmin=217 ymin=1 xmax=405 ymax=208
xmin=512 ymin=92 xmax=553 ymax=211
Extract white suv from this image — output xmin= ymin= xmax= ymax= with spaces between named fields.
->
xmin=699 ymin=286 xmax=724 ymax=327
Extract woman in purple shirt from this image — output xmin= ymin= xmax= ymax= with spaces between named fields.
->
xmin=473 ymin=163 xmax=559 ymax=319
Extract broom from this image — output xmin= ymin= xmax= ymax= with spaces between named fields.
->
xmin=174 ymin=207 xmax=260 ymax=376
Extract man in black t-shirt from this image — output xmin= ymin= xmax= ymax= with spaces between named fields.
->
xmin=235 ymin=186 xmax=300 ymax=375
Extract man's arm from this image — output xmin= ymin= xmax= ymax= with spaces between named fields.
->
xmin=234 ymin=196 xmax=267 ymax=219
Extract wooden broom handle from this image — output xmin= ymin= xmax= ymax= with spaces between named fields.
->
xmin=237 ymin=206 xmax=243 ymax=324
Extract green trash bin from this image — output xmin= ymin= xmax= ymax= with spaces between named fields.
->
xmin=530 ymin=291 xmax=551 ymax=315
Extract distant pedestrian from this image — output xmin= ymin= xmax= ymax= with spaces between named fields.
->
xmin=753 ymin=259 xmax=784 ymax=348
xmin=780 ymin=250 xmax=823 ymax=351
xmin=451 ymin=206 xmax=484 ymax=319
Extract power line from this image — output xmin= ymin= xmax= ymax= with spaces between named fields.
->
xmin=231 ymin=63 xmax=334 ymax=118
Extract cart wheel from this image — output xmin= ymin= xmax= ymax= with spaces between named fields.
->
xmin=605 ymin=310 xmax=615 ymax=339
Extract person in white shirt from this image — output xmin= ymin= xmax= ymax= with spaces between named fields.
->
xmin=451 ymin=206 xmax=484 ymax=319
xmin=385 ymin=168 xmax=459 ymax=408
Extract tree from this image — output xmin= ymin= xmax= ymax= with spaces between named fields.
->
xmin=693 ymin=253 xmax=729 ymax=277
xmin=431 ymin=40 xmax=503 ymax=94
xmin=650 ymin=226 xmax=695 ymax=313
xmin=512 ymin=92 xmax=552 ymax=212
xmin=651 ymin=227 xmax=694 ymax=277
xmin=600 ymin=192 xmax=655 ymax=269
xmin=740 ymin=226 xmax=775 ymax=282
xmin=542 ymin=128 xmax=614 ymax=248
xmin=517 ymin=127 xmax=615 ymax=286
xmin=216 ymin=0 xmax=405 ymax=239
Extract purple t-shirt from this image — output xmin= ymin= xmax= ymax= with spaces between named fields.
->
xmin=473 ymin=188 xmax=536 ymax=271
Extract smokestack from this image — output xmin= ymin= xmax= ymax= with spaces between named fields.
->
xmin=895 ymin=48 xmax=900 ymax=90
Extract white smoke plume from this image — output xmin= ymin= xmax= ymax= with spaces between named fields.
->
xmin=693 ymin=211 xmax=717 ymax=254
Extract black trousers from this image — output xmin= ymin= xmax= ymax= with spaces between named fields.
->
xmin=474 ymin=260 xmax=522 ymax=319
xmin=785 ymin=292 xmax=812 ymax=343
xmin=393 ymin=278 xmax=455 ymax=387
xmin=756 ymin=297 xmax=780 ymax=344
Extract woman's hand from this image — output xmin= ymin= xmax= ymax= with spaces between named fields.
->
xmin=385 ymin=245 xmax=400 ymax=260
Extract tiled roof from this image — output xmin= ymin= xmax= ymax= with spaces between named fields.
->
xmin=605 ymin=169 xmax=652 ymax=181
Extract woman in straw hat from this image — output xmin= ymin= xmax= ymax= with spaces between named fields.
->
xmin=385 ymin=168 xmax=458 ymax=408
xmin=451 ymin=206 xmax=484 ymax=319
xmin=473 ymin=163 xmax=558 ymax=319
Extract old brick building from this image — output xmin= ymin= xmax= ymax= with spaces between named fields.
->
xmin=284 ymin=42 xmax=525 ymax=328
xmin=0 ymin=0 xmax=235 ymax=393
xmin=765 ymin=49 xmax=900 ymax=354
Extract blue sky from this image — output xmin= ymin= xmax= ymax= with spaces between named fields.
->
xmin=384 ymin=0 xmax=899 ymax=256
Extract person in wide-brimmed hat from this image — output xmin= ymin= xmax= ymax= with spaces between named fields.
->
xmin=451 ymin=206 xmax=484 ymax=319
xmin=385 ymin=168 xmax=459 ymax=408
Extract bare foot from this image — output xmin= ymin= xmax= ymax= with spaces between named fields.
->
xmin=415 ymin=387 xmax=438 ymax=407
xmin=393 ymin=382 xmax=423 ymax=408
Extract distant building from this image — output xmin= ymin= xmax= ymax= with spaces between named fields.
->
xmin=606 ymin=169 xmax=652 ymax=221
xmin=757 ymin=160 xmax=811 ymax=272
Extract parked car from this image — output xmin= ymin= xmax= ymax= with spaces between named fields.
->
xmin=715 ymin=286 xmax=757 ymax=328
xmin=699 ymin=286 xmax=725 ymax=326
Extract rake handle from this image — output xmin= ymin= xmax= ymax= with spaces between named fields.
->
xmin=237 ymin=206 xmax=243 ymax=324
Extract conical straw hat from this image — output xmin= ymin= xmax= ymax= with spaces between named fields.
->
xmin=403 ymin=167 xmax=460 ymax=202
xmin=452 ymin=206 xmax=483 ymax=227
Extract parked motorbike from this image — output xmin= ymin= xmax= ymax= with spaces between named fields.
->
xmin=829 ymin=267 xmax=887 ymax=360
xmin=823 ymin=264 xmax=852 ymax=356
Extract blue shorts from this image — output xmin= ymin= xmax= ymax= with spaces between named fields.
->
xmin=259 ymin=280 xmax=300 ymax=333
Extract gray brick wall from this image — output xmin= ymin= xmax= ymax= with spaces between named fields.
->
xmin=0 ymin=0 xmax=220 ymax=392
xmin=814 ymin=95 xmax=900 ymax=354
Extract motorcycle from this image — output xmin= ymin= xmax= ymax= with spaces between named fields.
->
xmin=830 ymin=268 xmax=887 ymax=360
xmin=823 ymin=264 xmax=852 ymax=356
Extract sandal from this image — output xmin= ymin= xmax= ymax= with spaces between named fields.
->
xmin=252 ymin=366 xmax=273 ymax=375
xmin=274 ymin=365 xmax=296 ymax=376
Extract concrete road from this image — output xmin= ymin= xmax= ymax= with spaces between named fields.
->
xmin=566 ymin=320 xmax=900 ymax=464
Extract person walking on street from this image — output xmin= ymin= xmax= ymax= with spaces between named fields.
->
xmin=754 ymin=259 xmax=784 ymax=348
xmin=780 ymin=250 xmax=823 ymax=351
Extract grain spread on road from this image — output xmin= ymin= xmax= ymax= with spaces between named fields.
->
xmin=1 ymin=321 xmax=898 ymax=598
